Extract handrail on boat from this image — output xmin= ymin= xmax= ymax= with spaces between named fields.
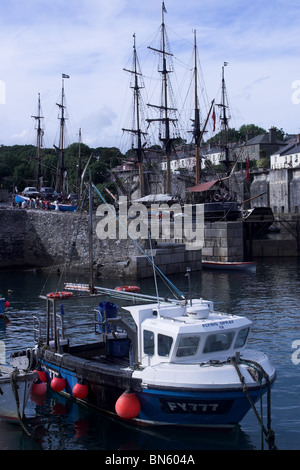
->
xmin=33 ymin=316 xmax=41 ymax=343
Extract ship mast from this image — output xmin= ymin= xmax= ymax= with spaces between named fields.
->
xmin=147 ymin=2 xmax=178 ymax=194
xmin=31 ymin=93 xmax=44 ymax=189
xmin=218 ymin=62 xmax=231 ymax=175
xmin=55 ymin=74 xmax=69 ymax=195
xmin=123 ymin=34 xmax=147 ymax=197
xmin=193 ymin=31 xmax=201 ymax=186
xmin=77 ymin=127 xmax=82 ymax=200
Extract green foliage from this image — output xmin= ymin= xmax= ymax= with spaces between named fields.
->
xmin=0 ymin=143 xmax=124 ymax=193
xmin=238 ymin=124 xmax=267 ymax=140
xmin=207 ymin=124 xmax=286 ymax=147
xmin=256 ymin=157 xmax=270 ymax=169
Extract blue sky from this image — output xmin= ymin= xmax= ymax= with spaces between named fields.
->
xmin=1 ymin=0 xmax=300 ymax=151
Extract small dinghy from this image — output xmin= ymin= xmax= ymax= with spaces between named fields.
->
xmin=0 ymin=364 xmax=37 ymax=422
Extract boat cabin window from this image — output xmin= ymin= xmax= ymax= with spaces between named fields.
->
xmin=158 ymin=334 xmax=173 ymax=357
xmin=143 ymin=330 xmax=154 ymax=355
xmin=234 ymin=327 xmax=250 ymax=348
xmin=203 ymin=332 xmax=234 ymax=353
xmin=176 ymin=336 xmax=200 ymax=357
xmin=143 ymin=330 xmax=173 ymax=357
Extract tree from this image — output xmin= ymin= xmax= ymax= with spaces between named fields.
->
xmin=238 ymin=124 xmax=267 ymax=141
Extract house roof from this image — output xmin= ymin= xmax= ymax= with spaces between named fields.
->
xmin=245 ymin=134 xmax=284 ymax=146
xmin=271 ymin=141 xmax=300 ymax=157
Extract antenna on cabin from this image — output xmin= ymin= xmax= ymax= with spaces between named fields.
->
xmin=185 ymin=266 xmax=192 ymax=306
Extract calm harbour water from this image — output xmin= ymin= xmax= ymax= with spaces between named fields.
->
xmin=0 ymin=258 xmax=299 ymax=451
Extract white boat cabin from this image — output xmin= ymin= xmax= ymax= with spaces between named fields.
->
xmin=124 ymin=299 xmax=252 ymax=368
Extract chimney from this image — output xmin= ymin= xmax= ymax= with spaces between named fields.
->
xmin=269 ymin=127 xmax=276 ymax=143
xmin=246 ymin=131 xmax=255 ymax=142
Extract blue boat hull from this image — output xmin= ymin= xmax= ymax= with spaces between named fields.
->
xmin=38 ymin=355 xmax=271 ymax=428
xmin=48 ymin=204 xmax=77 ymax=212
xmin=135 ymin=388 xmax=263 ymax=427
xmin=14 ymin=195 xmax=77 ymax=212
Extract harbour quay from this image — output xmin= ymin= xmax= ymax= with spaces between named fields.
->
xmin=0 ymin=199 xmax=299 ymax=278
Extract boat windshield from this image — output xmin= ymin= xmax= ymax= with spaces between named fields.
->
xmin=176 ymin=336 xmax=200 ymax=357
xmin=234 ymin=327 xmax=250 ymax=348
xmin=203 ymin=331 xmax=234 ymax=353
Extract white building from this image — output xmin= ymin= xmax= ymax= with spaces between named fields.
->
xmin=270 ymin=136 xmax=300 ymax=169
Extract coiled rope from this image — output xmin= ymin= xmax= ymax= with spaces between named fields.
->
xmin=230 ymin=356 xmax=277 ymax=450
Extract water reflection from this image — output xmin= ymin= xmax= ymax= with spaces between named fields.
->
xmin=22 ymin=390 xmax=256 ymax=451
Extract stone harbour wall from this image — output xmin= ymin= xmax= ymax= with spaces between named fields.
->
xmin=0 ymin=208 xmax=202 ymax=279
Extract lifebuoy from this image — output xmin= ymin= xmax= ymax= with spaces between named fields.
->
xmin=114 ymin=286 xmax=140 ymax=293
xmin=47 ymin=291 xmax=73 ymax=299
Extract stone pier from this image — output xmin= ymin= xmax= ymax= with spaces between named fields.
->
xmin=0 ymin=208 xmax=202 ymax=279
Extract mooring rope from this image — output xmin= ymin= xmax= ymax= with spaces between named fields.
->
xmin=10 ymin=368 xmax=38 ymax=440
xmin=230 ymin=356 xmax=277 ymax=450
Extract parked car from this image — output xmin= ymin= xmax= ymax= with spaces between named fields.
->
xmin=22 ymin=187 xmax=40 ymax=198
xmin=40 ymin=187 xmax=55 ymax=200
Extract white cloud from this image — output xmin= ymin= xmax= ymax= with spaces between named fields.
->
xmin=1 ymin=0 xmax=300 ymax=150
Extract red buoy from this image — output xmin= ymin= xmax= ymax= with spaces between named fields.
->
xmin=34 ymin=369 xmax=47 ymax=383
xmin=31 ymin=379 xmax=47 ymax=396
xmin=4 ymin=301 xmax=9 ymax=308
xmin=51 ymin=375 xmax=66 ymax=392
xmin=73 ymin=382 xmax=89 ymax=400
xmin=115 ymin=389 xmax=141 ymax=420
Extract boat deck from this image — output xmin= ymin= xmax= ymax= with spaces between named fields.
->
xmin=56 ymin=340 xmax=131 ymax=369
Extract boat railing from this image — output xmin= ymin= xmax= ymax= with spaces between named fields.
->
xmin=33 ymin=316 xmax=42 ymax=343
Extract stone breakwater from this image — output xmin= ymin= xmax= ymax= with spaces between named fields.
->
xmin=0 ymin=208 xmax=202 ymax=279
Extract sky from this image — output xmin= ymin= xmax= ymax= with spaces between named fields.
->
xmin=1 ymin=0 xmax=300 ymax=153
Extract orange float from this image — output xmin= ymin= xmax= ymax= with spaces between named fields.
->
xmin=114 ymin=286 xmax=140 ymax=293
xmin=47 ymin=291 xmax=73 ymax=300
xmin=115 ymin=389 xmax=141 ymax=420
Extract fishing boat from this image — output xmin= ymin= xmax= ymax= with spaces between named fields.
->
xmin=10 ymin=184 xmax=276 ymax=440
xmin=48 ymin=202 xmax=77 ymax=212
xmin=10 ymin=279 xmax=275 ymax=435
xmin=202 ymin=260 xmax=257 ymax=272
xmin=0 ymin=365 xmax=37 ymax=422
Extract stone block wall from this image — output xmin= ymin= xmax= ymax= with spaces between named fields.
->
xmin=0 ymin=208 xmax=202 ymax=279
xmin=202 ymin=221 xmax=244 ymax=262
xmin=135 ymin=243 xmax=202 ymax=278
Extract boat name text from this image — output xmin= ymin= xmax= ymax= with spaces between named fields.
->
xmin=202 ymin=320 xmax=234 ymax=329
